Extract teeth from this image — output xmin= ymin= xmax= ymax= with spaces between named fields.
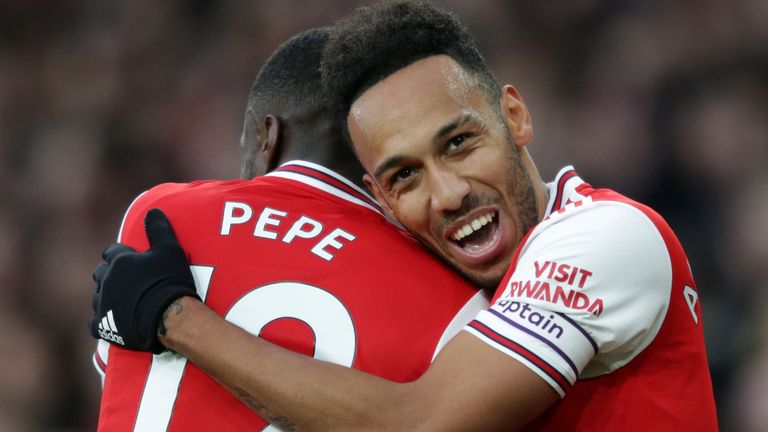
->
xmin=452 ymin=213 xmax=494 ymax=241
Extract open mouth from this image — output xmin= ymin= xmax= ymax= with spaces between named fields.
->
xmin=449 ymin=211 xmax=500 ymax=254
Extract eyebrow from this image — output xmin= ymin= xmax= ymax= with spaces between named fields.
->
xmin=373 ymin=155 xmax=406 ymax=180
xmin=372 ymin=112 xmax=477 ymax=180
xmin=434 ymin=112 xmax=475 ymax=144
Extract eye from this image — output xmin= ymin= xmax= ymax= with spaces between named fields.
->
xmin=446 ymin=133 xmax=471 ymax=151
xmin=393 ymin=167 xmax=413 ymax=183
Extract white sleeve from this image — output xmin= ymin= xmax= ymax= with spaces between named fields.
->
xmin=465 ymin=200 xmax=672 ymax=396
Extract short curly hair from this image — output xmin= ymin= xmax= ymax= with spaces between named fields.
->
xmin=246 ymin=27 xmax=330 ymax=117
xmin=321 ymin=1 xmax=501 ymax=122
xmin=241 ymin=27 xmax=331 ymax=178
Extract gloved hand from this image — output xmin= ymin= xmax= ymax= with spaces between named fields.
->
xmin=89 ymin=208 xmax=199 ymax=353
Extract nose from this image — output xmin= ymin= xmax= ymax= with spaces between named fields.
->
xmin=428 ymin=166 xmax=470 ymax=213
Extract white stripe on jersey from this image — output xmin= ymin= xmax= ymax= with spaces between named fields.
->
xmin=431 ymin=290 xmax=490 ymax=361
xmin=266 ymin=161 xmax=383 ymax=216
xmin=465 ymin=167 xmax=673 ymax=397
xmin=117 ymin=190 xmax=148 ymax=242
xmin=464 ymin=325 xmax=570 ymax=397
xmin=543 ymin=165 xmax=585 ymax=216
xmin=268 ymin=170 xmax=383 ymax=216
xmin=97 ymin=339 xmax=110 ymax=364
xmin=279 ymin=160 xmax=376 ymax=203
xmin=133 ymin=352 xmax=188 ymax=432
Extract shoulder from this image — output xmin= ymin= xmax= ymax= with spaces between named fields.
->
xmin=116 ymin=180 xmax=248 ymax=246
xmin=498 ymin=193 xmax=674 ymax=372
xmin=520 ymin=193 xmax=672 ymax=286
xmin=467 ymin=189 xmax=683 ymax=396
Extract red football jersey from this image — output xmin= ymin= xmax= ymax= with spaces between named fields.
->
xmin=466 ymin=167 xmax=718 ymax=430
xmin=93 ymin=161 xmax=488 ymax=431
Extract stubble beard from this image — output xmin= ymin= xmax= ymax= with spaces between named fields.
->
xmin=505 ymin=134 xmax=539 ymax=245
xmin=425 ymin=135 xmax=540 ymax=292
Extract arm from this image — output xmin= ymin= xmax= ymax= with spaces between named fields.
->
xmin=91 ymin=209 xmax=558 ymax=431
xmin=160 ymin=296 xmax=558 ymax=432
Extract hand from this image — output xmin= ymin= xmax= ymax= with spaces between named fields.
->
xmin=90 ymin=208 xmax=199 ymax=353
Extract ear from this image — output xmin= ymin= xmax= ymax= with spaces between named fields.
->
xmin=240 ymin=112 xmax=282 ymax=178
xmin=363 ymin=173 xmax=397 ymax=222
xmin=499 ymin=85 xmax=534 ymax=148
xmin=262 ymin=114 xmax=281 ymax=172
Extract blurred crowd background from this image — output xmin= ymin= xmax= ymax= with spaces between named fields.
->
xmin=1 ymin=0 xmax=766 ymax=430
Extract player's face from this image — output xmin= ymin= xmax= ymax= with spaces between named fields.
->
xmin=348 ymin=55 xmax=540 ymax=289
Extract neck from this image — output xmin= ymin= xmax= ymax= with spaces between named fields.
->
xmin=520 ymin=148 xmax=549 ymax=221
xmin=277 ymin=126 xmax=366 ymax=188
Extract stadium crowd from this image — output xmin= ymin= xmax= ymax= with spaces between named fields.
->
xmin=0 ymin=0 xmax=766 ymax=430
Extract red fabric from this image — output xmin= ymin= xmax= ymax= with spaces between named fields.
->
xmin=518 ymin=185 xmax=718 ymax=431
xmin=98 ymin=169 xmax=480 ymax=431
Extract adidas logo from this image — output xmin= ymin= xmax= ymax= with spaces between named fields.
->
xmin=98 ymin=310 xmax=125 ymax=345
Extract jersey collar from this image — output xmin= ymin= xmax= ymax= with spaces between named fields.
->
xmin=265 ymin=160 xmax=384 ymax=216
xmin=543 ymin=166 xmax=587 ymax=218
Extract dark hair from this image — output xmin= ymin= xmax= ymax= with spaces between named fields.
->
xmin=246 ymin=27 xmax=329 ymax=116
xmin=321 ymin=0 xmax=501 ymax=123
xmin=241 ymin=27 xmax=331 ymax=177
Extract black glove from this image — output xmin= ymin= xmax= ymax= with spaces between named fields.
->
xmin=90 ymin=208 xmax=199 ymax=353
